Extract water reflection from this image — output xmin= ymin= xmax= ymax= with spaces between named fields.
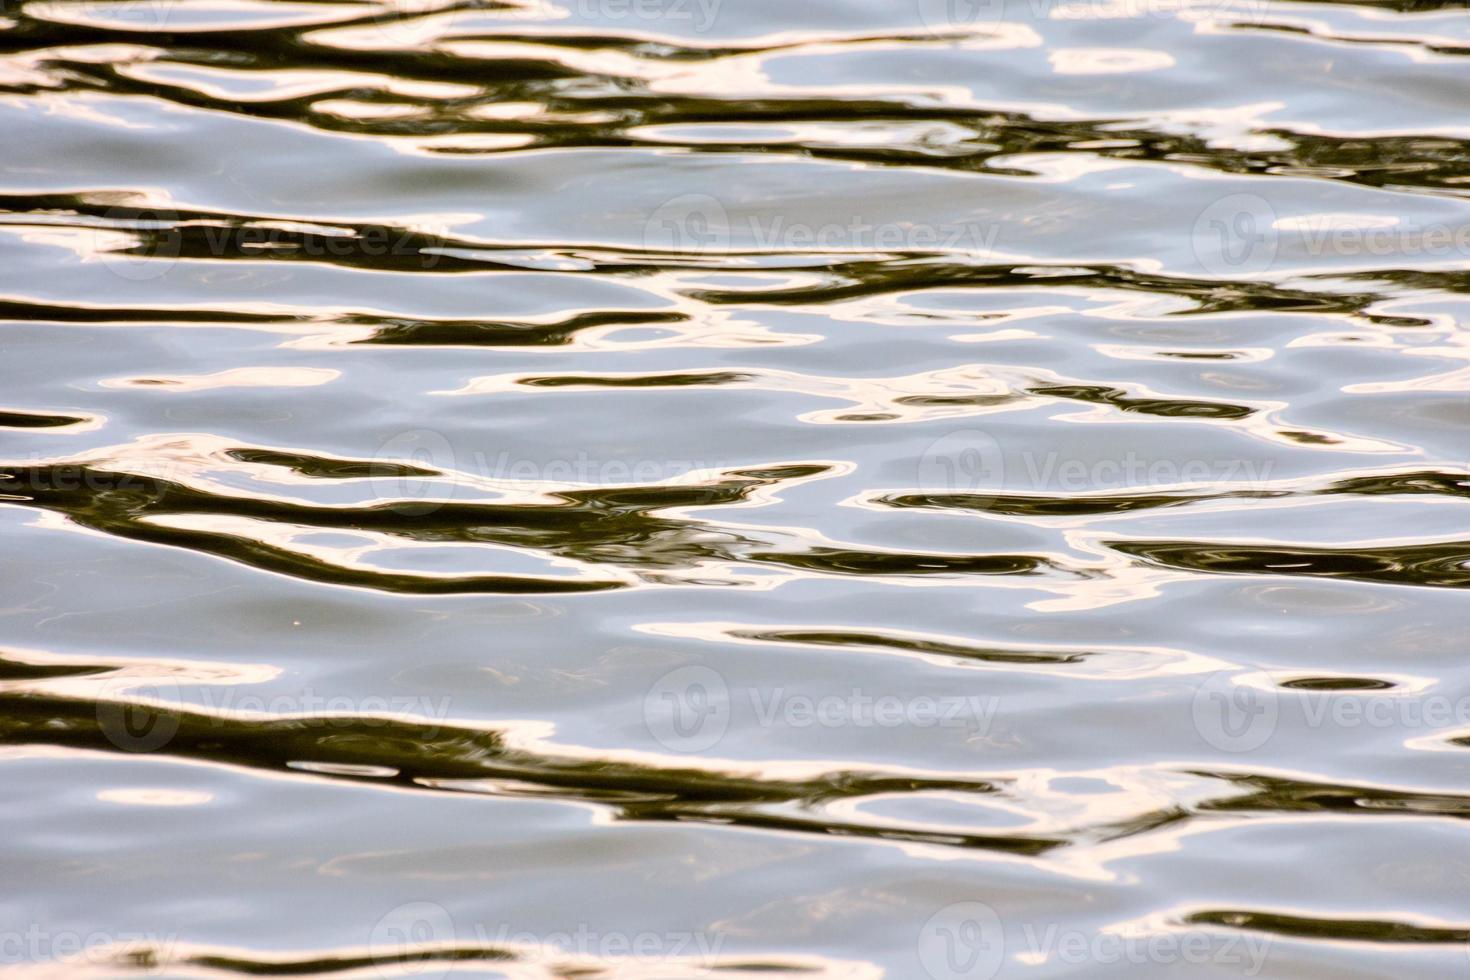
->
xmin=6 ymin=0 xmax=1470 ymax=973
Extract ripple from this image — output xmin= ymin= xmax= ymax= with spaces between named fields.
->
xmin=0 ymin=408 xmax=93 ymax=429
xmin=1111 ymin=538 xmax=1470 ymax=589
xmin=6 ymin=0 xmax=1470 ymax=972
xmin=1184 ymin=909 xmax=1470 ymax=944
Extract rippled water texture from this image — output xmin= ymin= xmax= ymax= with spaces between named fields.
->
xmin=4 ymin=0 xmax=1470 ymax=975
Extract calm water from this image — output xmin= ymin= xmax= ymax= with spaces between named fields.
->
xmin=3 ymin=0 xmax=1470 ymax=975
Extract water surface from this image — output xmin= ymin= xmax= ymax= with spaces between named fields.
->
xmin=3 ymin=0 xmax=1470 ymax=975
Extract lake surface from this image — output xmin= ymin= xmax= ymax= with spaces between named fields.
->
xmin=3 ymin=0 xmax=1470 ymax=975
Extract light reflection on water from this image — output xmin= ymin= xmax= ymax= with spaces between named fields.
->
xmin=3 ymin=0 xmax=1470 ymax=974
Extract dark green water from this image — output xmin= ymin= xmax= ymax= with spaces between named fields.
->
xmin=3 ymin=0 xmax=1470 ymax=975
